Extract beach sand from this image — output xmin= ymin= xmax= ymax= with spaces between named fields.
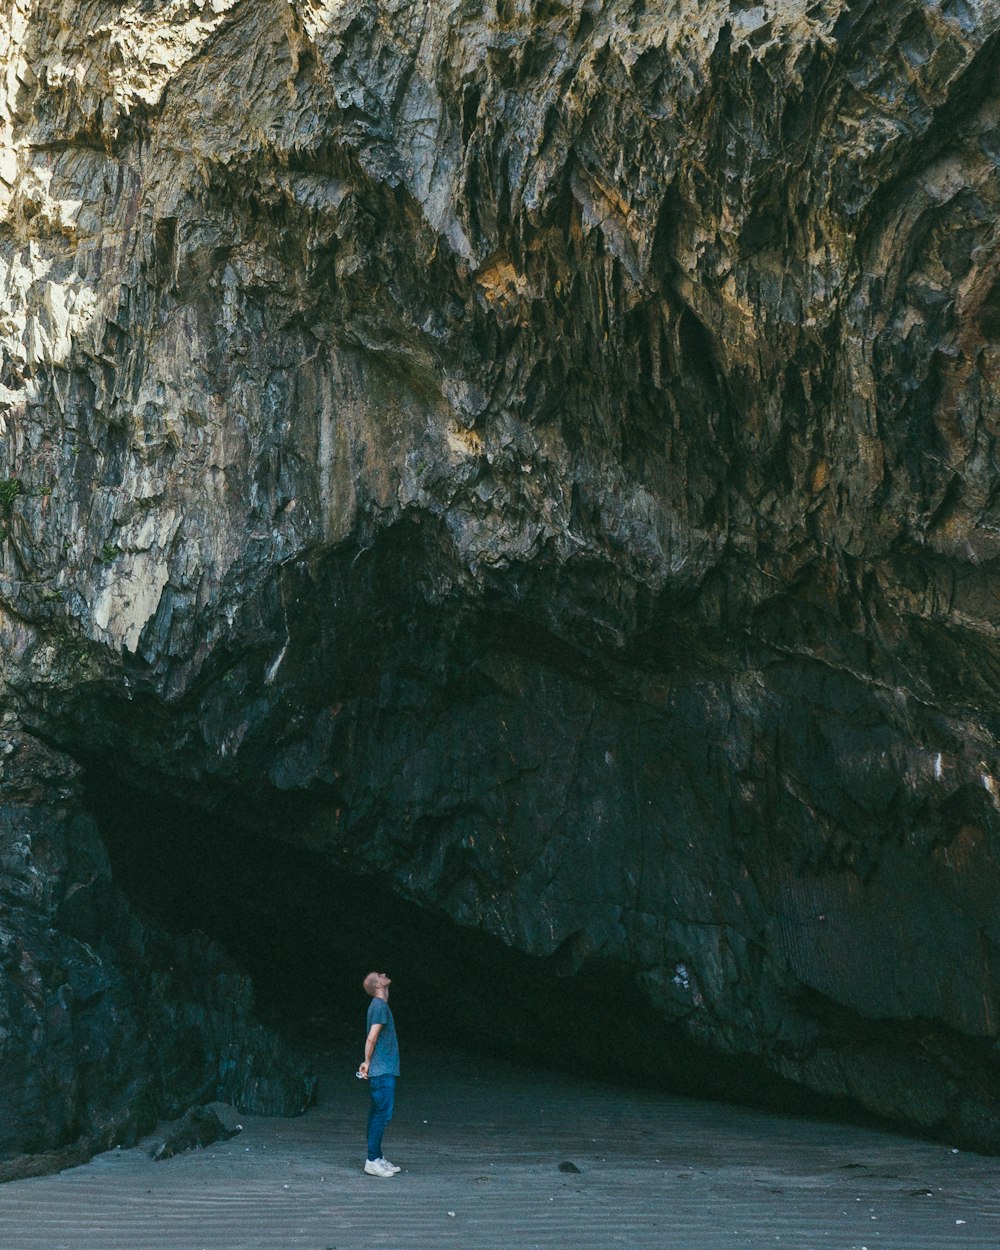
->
xmin=2 ymin=1045 xmax=998 ymax=1249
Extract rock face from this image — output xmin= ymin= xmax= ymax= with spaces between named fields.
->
xmin=2 ymin=0 xmax=1000 ymax=1154
xmin=0 ymin=731 xmax=315 ymax=1175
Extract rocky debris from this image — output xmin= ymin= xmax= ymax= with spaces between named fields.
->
xmin=149 ymin=1105 xmax=241 ymax=1162
xmin=1 ymin=0 xmax=1000 ymax=1155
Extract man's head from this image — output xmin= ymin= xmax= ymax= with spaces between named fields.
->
xmin=363 ymin=971 xmax=391 ymax=998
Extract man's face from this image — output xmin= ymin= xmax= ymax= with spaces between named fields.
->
xmin=376 ymin=972 xmax=391 ymax=990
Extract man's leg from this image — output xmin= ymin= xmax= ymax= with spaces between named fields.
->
xmin=374 ymin=1076 xmax=400 ymax=1171
xmin=366 ymin=1075 xmax=396 ymax=1164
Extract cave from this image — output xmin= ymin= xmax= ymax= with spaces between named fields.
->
xmin=84 ymin=768 xmax=864 ymax=1125
xmin=5 ymin=0 xmax=1000 ymax=1176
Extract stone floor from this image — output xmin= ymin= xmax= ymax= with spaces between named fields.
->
xmin=2 ymin=1046 xmax=999 ymax=1249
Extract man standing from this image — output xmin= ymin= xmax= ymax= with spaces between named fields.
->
xmin=359 ymin=970 xmax=401 ymax=1177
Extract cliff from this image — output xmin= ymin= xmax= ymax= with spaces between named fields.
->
xmin=2 ymin=0 xmax=1000 ymax=1157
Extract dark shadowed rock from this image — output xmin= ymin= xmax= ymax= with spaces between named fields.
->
xmin=149 ymin=1106 xmax=241 ymax=1162
xmin=0 ymin=730 xmax=314 ymax=1170
xmin=1 ymin=0 xmax=1000 ymax=1157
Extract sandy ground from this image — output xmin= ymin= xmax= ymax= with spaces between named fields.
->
xmin=2 ymin=1045 xmax=999 ymax=1249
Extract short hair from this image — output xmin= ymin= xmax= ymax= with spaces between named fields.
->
xmin=363 ymin=972 xmax=380 ymax=996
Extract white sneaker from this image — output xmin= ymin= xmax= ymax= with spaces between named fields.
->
xmin=379 ymin=1157 xmax=402 ymax=1173
xmin=364 ymin=1158 xmax=394 ymax=1177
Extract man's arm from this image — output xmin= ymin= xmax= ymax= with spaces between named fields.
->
xmin=359 ymin=1022 xmax=382 ymax=1079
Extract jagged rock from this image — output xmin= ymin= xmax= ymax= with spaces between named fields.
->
xmin=0 ymin=730 xmax=314 ymax=1169
xmin=1 ymin=0 xmax=1000 ymax=1154
xmin=149 ymin=1106 xmax=241 ymax=1162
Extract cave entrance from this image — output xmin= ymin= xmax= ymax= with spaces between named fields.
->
xmin=82 ymin=774 xmax=876 ymax=1122
xmin=83 ymin=775 xmax=665 ymax=1084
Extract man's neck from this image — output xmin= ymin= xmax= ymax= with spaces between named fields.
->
xmin=374 ymin=989 xmax=388 ymax=1001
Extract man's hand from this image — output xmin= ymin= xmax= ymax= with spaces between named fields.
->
xmin=359 ymin=1060 xmax=370 ymax=1079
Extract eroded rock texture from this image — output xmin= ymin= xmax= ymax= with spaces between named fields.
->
xmin=2 ymin=0 xmax=1000 ymax=1153
xmin=0 ymin=731 xmax=314 ymax=1176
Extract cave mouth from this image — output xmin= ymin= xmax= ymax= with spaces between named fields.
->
xmin=83 ymin=769 xmax=867 ymax=1125
xmin=84 ymin=770 xmax=670 ymax=1077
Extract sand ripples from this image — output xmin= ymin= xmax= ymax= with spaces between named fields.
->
xmin=2 ymin=1048 xmax=999 ymax=1249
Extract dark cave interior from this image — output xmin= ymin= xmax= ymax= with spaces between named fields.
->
xmin=84 ymin=772 xmax=654 ymax=1068
xmin=84 ymin=769 xmax=871 ymax=1127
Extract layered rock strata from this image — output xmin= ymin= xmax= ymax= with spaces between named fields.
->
xmin=2 ymin=0 xmax=1000 ymax=1153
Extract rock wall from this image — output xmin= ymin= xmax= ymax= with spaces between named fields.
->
xmin=0 ymin=730 xmax=314 ymax=1175
xmin=2 ymin=0 xmax=1000 ymax=1152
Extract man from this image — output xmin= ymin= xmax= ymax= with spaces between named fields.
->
xmin=358 ymin=970 xmax=401 ymax=1178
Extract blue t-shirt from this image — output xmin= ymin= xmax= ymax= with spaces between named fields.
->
xmin=367 ymin=997 xmax=400 ymax=1077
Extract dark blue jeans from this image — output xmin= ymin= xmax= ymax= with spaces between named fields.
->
xmin=367 ymin=1074 xmax=396 ymax=1161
